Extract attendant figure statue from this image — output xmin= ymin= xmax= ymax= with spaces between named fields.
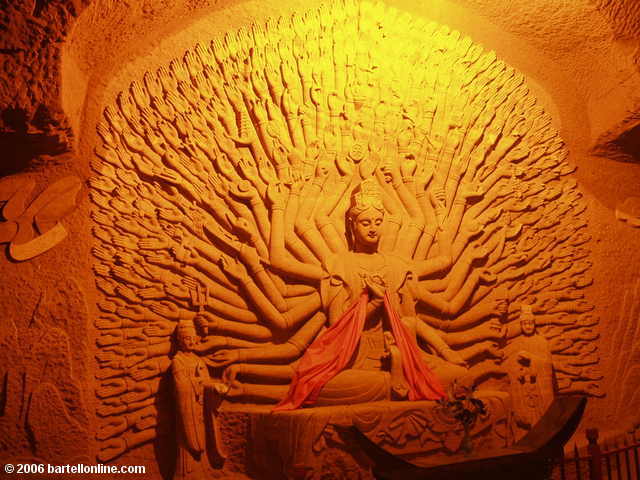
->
xmin=172 ymin=319 xmax=226 ymax=479
xmin=504 ymin=305 xmax=555 ymax=429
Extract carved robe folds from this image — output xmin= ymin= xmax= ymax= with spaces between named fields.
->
xmin=172 ymin=352 xmax=223 ymax=480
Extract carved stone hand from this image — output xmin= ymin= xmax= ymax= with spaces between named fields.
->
xmin=209 ymin=349 xmax=240 ymax=367
xmin=266 ymin=182 xmax=286 ymax=209
xmin=219 ymin=256 xmax=249 ymax=283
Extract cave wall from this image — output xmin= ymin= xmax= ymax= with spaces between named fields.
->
xmin=1 ymin=0 xmax=640 ymax=473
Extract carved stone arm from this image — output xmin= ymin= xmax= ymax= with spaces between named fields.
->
xmin=486 ymin=131 xmax=520 ymax=167
xmin=314 ymin=179 xmax=351 ymax=254
xmin=199 ymin=191 xmax=236 ymax=231
xmin=464 ymin=182 xmax=510 ymax=222
xmin=286 ymin=186 xmax=324 ymax=265
xmin=97 ymin=429 xmax=156 ymax=462
xmin=449 ymin=221 xmax=486 ymax=265
xmin=234 ymin=244 xmax=287 ymax=312
xmin=414 ymin=320 xmax=466 ymax=365
xmin=181 ymin=265 xmax=246 ymax=307
xmin=282 ymin=89 xmax=306 ymax=149
xmin=246 ymin=195 xmax=271 ymax=244
xmin=439 ymin=319 xmax=506 ymax=347
xmin=242 ymin=275 xmax=322 ymax=331
xmin=416 ymin=267 xmax=484 ymax=316
xmin=411 ymin=253 xmax=452 ymax=279
xmin=392 ymin=174 xmax=424 ymax=223
xmin=128 ymin=356 xmax=172 ymax=381
xmin=162 ymin=148 xmax=203 ymax=189
xmin=414 ymin=193 xmax=438 ymax=259
xmin=198 ymin=311 xmax=272 ymax=340
xmin=282 ymin=283 xmax=317 ymax=298
xmin=420 ymin=251 xmax=476 ymax=295
xmin=387 ymin=168 xmax=425 ymax=257
xmin=230 ymin=311 xmax=326 ymax=364
xmin=296 ymin=217 xmax=334 ymax=266
xmin=247 ymin=98 xmax=275 ymax=159
xmin=125 ymin=341 xmax=172 ymax=369
xmin=206 ymin=295 xmax=260 ymax=324
xmin=286 ymin=233 xmax=322 ymax=266
xmin=314 ymin=177 xmax=350 ymax=217
xmin=269 ymin=193 xmax=325 ymax=282
xmin=299 ymin=103 xmax=316 ymax=144
xmin=223 ymin=364 xmax=295 ymax=384
xmin=229 ymin=181 xmax=271 ymax=245
xmin=228 ymin=202 xmax=262 ymax=246
xmin=297 ymin=175 xmax=323 ymax=220
xmin=96 ymin=396 xmax=154 ymax=418
xmin=379 ymin=192 xmax=403 ymax=253
xmin=191 ymin=335 xmax=264 ymax=354
xmin=183 ymin=247 xmax=240 ymax=292
xmin=395 ymin=221 xmax=425 ymax=260
xmin=97 ymin=405 xmax=157 ymax=441
xmin=421 ymin=295 xmax=506 ymax=333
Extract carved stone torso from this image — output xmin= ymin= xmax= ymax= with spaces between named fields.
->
xmin=321 ymin=251 xmax=415 ymax=371
xmin=172 ymin=352 xmax=208 ymax=449
xmin=504 ymin=334 xmax=555 ymax=428
xmin=322 ymin=252 xmax=413 ymax=312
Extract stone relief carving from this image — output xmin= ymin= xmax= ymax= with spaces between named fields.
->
xmin=605 ymin=277 xmax=640 ymax=433
xmin=89 ymin=0 xmax=600 ymax=475
xmin=616 ymin=197 xmax=640 ymax=227
xmin=0 ymin=281 xmax=90 ymax=462
xmin=0 ymin=174 xmax=82 ymax=260
xmin=503 ymin=305 xmax=555 ymax=431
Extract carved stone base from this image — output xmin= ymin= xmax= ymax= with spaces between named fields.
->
xmin=213 ymin=393 xmax=513 ymax=479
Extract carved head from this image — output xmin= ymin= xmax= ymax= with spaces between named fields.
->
xmin=177 ymin=319 xmax=198 ymax=351
xmin=347 ymin=179 xmax=385 ymax=252
xmin=316 ymin=156 xmax=332 ymax=179
xmin=520 ymin=305 xmax=536 ymax=336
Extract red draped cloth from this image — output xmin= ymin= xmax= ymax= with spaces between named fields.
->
xmin=383 ymin=293 xmax=446 ymax=401
xmin=274 ymin=291 xmax=445 ymax=411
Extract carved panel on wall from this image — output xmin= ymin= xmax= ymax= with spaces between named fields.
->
xmin=0 ymin=280 xmax=90 ymax=463
xmin=89 ymin=0 xmax=601 ymax=473
xmin=0 ymin=174 xmax=82 ymax=260
xmin=606 ymin=277 xmax=640 ymax=434
xmin=616 ymin=197 xmax=640 ymax=227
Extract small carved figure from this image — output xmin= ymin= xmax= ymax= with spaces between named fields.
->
xmin=504 ymin=305 xmax=555 ymax=430
xmin=171 ymin=319 xmax=226 ymax=479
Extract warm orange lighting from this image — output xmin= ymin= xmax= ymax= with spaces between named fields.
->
xmin=88 ymin=1 xmax=597 ymax=475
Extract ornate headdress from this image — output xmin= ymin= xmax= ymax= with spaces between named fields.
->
xmin=347 ymin=178 xmax=385 ymax=221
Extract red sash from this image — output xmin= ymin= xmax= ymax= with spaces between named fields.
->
xmin=274 ymin=291 xmax=444 ymax=411
xmin=383 ymin=293 xmax=446 ymax=401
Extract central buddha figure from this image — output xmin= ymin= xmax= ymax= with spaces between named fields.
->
xmin=89 ymin=3 xmax=595 ymax=469
xmin=207 ymin=176 xmax=499 ymax=408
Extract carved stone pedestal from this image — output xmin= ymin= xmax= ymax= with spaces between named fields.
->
xmin=214 ymin=393 xmax=513 ymax=479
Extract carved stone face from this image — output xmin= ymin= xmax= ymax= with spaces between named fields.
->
xmin=316 ymin=159 xmax=331 ymax=178
xmin=352 ymin=208 xmax=384 ymax=251
xmin=178 ymin=327 xmax=197 ymax=351
xmin=520 ymin=309 xmax=536 ymax=336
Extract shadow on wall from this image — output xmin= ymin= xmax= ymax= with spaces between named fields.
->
xmin=0 ymin=104 xmax=70 ymax=177
xmin=0 ymin=132 xmax=68 ymax=178
xmin=592 ymin=123 xmax=640 ymax=164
